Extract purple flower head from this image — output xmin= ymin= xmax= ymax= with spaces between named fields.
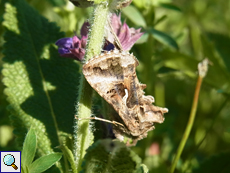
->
xmin=56 ymin=14 xmax=143 ymax=61
xmin=106 ymin=13 xmax=144 ymax=51
xmin=55 ymin=22 xmax=89 ymax=61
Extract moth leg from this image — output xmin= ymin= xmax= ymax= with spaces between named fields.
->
xmin=75 ymin=115 xmax=125 ymax=127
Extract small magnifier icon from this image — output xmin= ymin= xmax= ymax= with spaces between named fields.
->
xmin=3 ymin=154 xmax=18 ymax=170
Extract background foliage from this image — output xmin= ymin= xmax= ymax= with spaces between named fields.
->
xmin=0 ymin=0 xmax=230 ymax=172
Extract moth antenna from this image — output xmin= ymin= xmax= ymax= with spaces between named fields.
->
xmin=75 ymin=115 xmax=125 ymax=127
xmin=107 ymin=17 xmax=123 ymax=51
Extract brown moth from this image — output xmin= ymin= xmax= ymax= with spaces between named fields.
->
xmin=83 ymin=49 xmax=168 ymax=145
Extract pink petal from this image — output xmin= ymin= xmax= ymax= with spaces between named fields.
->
xmin=72 ymin=36 xmax=81 ymax=48
xmin=70 ymin=48 xmax=85 ymax=61
xmin=80 ymin=36 xmax=88 ymax=48
xmin=111 ymin=13 xmax=122 ymax=35
xmin=123 ymin=32 xmax=143 ymax=51
xmin=118 ymin=23 xmax=131 ymax=43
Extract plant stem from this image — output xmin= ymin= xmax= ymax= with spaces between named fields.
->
xmin=73 ymin=2 xmax=110 ymax=172
xmin=170 ymin=59 xmax=209 ymax=173
xmin=73 ymin=76 xmax=94 ymax=171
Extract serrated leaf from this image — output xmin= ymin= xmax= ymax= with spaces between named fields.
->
xmin=2 ymin=0 xmax=80 ymax=163
xmin=21 ymin=128 xmax=36 ymax=167
xmin=80 ymin=139 xmax=147 ymax=173
xmin=122 ymin=5 xmax=146 ymax=27
xmin=160 ymin=3 xmax=181 ymax=12
xmin=193 ymin=152 xmax=230 ymax=173
xmin=29 ymin=153 xmax=62 ymax=173
xmin=149 ymin=28 xmax=179 ymax=50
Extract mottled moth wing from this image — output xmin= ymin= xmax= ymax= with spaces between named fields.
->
xmin=83 ymin=50 xmax=168 ymax=144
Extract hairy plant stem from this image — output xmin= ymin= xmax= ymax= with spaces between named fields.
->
xmin=170 ymin=59 xmax=209 ymax=173
xmin=73 ymin=2 xmax=110 ymax=172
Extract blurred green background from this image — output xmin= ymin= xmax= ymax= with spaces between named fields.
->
xmin=1 ymin=0 xmax=230 ymax=172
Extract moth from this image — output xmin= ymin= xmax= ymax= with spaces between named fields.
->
xmin=83 ymin=49 xmax=168 ymax=145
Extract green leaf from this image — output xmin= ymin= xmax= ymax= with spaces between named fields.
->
xmin=70 ymin=0 xmax=93 ymax=8
xmin=122 ymin=5 xmax=147 ymax=27
xmin=80 ymin=139 xmax=147 ymax=173
xmin=29 ymin=153 xmax=62 ymax=173
xmin=159 ymin=3 xmax=181 ymax=12
xmin=132 ymin=0 xmax=145 ymax=8
xmin=88 ymin=0 xmax=106 ymax=4
xmin=47 ymin=0 xmax=66 ymax=6
xmin=154 ymin=15 xmax=168 ymax=26
xmin=149 ymin=28 xmax=179 ymax=50
xmin=2 ymin=0 xmax=80 ymax=161
xmin=21 ymin=165 xmax=30 ymax=173
xmin=207 ymin=32 xmax=230 ymax=73
xmin=59 ymin=145 xmax=77 ymax=173
xmin=193 ymin=152 xmax=230 ymax=173
xmin=159 ymin=49 xmax=230 ymax=94
xmin=200 ymin=35 xmax=230 ymax=93
xmin=21 ymin=128 xmax=36 ymax=167
xmin=136 ymin=164 xmax=149 ymax=173
xmin=158 ymin=50 xmax=198 ymax=78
